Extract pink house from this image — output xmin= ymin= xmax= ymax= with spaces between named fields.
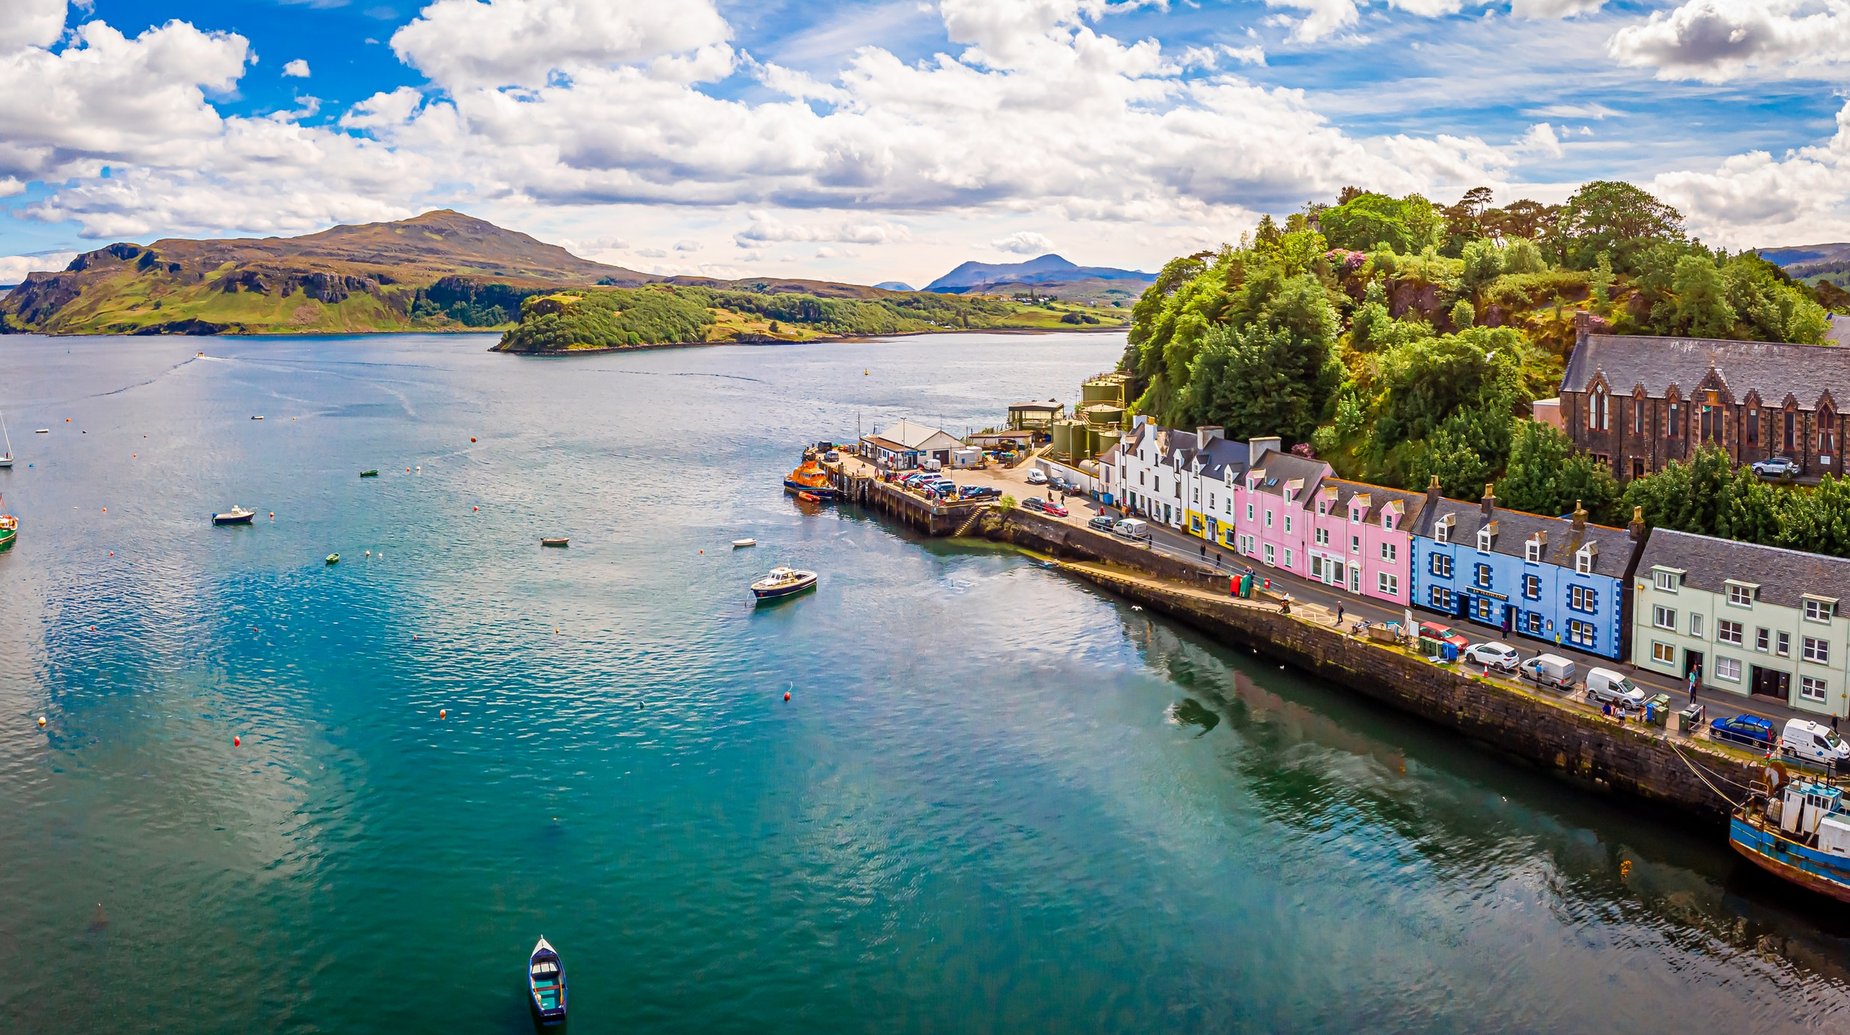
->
xmin=1232 ymin=448 xmax=1328 ymax=580
xmin=1304 ymin=478 xmax=1426 ymax=606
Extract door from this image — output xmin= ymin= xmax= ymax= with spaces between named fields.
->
xmin=1751 ymin=666 xmax=1788 ymax=699
xmin=1684 ymin=650 xmax=1704 ymax=685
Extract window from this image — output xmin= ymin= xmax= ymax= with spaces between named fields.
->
xmin=1569 ymin=585 xmax=1597 ymax=612
xmin=1523 ymin=575 xmax=1541 ymax=600
xmin=1526 ymin=540 xmax=1542 ymax=562
xmin=1634 ymin=402 xmax=1645 ymax=435
xmin=1785 ymin=410 xmax=1797 ymax=453
xmin=1524 ymin=613 xmax=1543 ymax=634
xmin=1567 ymin=620 xmax=1596 ymax=648
xmin=1351 ymin=536 xmax=1361 ymax=554
xmin=1264 ymin=544 xmax=1276 ymax=566
xmin=1690 ymin=613 xmax=1704 ymax=638
xmin=1653 ymin=605 xmax=1677 ymax=630
xmin=1757 ymin=628 xmax=1771 ymax=652
xmin=1668 ymin=402 xmax=1680 ymax=437
xmin=1284 ymin=515 xmax=1293 ymax=534
xmin=1477 ymin=527 xmax=1493 ymax=551
xmin=1575 ymin=547 xmax=1594 ymax=575
xmin=1314 ymin=528 xmax=1329 ymax=546
xmin=1475 ymin=564 xmax=1493 ymax=589
xmin=1317 ymin=500 xmax=1326 ymax=516
xmin=1384 ymin=514 xmax=1396 ymax=531
xmin=1717 ymin=657 xmax=1741 ymax=682
xmin=1239 ymin=535 xmax=1255 ymax=555
xmin=1208 ymin=493 xmax=1216 ymax=511
xmin=1350 ymin=508 xmax=1361 ymax=524
xmin=1806 ymin=599 xmax=1833 ymax=623
xmin=1805 ymin=637 xmax=1830 ymax=664
xmin=1778 ymin=632 xmax=1791 ymax=657
xmin=1654 ymin=571 xmax=1679 ymax=592
xmin=1631 ymin=458 xmax=1646 ymax=480
xmin=1719 ymin=620 xmax=1743 ymax=646
xmin=1309 ymin=556 xmax=1323 ymax=579
xmin=1748 ymin=409 xmax=1759 ymax=445
xmin=1380 ymin=542 xmax=1397 ymax=563
xmin=1801 ymin=676 xmax=1828 ymax=704
xmin=1431 ymin=555 xmax=1453 ymax=578
xmin=1728 ymin=585 xmax=1753 ymax=607
xmin=1474 ymin=597 xmax=1496 ymax=622
xmin=1436 ymin=518 xmax=1452 ymax=545
xmin=1265 ymin=510 xmax=1273 ymax=528
xmin=1429 ymin=586 xmax=1451 ymax=610
xmin=1652 ymin=642 xmax=1675 ymax=664
xmin=1283 ymin=548 xmax=1294 ymax=568
xmin=1155 ymin=477 xmax=1162 ymax=495
xmin=1589 ymin=387 xmax=1607 ymax=430
xmin=1378 ymin=572 xmax=1398 ymax=595
xmin=1246 ymin=504 xmax=1254 ymax=521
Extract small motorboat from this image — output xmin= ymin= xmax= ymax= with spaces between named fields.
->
xmin=250 ymin=415 xmax=265 ymax=421
xmin=0 ymin=511 xmax=16 ymax=551
xmin=359 ymin=470 xmax=379 ymax=478
xmin=751 ymin=566 xmax=818 ymax=601
xmin=528 ymin=937 xmax=568 ymax=1028
xmin=34 ymin=428 xmax=49 ymax=435
xmin=212 ymin=506 xmax=256 ymax=526
xmin=797 ymin=491 xmax=821 ymax=503
xmin=325 ymin=553 xmax=340 ymax=565
xmin=732 ymin=538 xmax=757 ymax=548
xmin=541 ymin=537 xmax=569 ymax=548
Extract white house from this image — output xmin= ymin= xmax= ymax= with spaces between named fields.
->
xmin=860 ymin=419 xmax=963 ymax=469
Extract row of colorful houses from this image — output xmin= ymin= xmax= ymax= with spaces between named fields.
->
xmin=1099 ymin=417 xmax=1850 ymax=719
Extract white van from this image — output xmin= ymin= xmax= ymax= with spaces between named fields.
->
xmin=920 ymin=457 xmax=943 ymax=472
xmin=1113 ymin=518 xmax=1151 ymax=543
xmin=1519 ymin=653 xmax=1576 ymax=691
xmin=1585 ymin=667 xmax=1646 ymax=708
xmin=1781 ymin=718 xmax=1850 ymax=767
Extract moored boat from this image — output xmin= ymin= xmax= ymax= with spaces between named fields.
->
xmin=212 ymin=506 xmax=256 ymax=526
xmin=541 ymin=537 xmax=569 ymax=548
xmin=0 ymin=506 xmax=16 ymax=552
xmin=732 ymin=538 xmax=757 ymax=548
xmin=359 ymin=470 xmax=379 ymax=478
xmin=1729 ymin=762 xmax=1850 ymax=902
xmin=751 ymin=566 xmax=818 ymax=600
xmin=783 ymin=458 xmax=837 ymax=500
xmin=251 ymin=415 xmax=265 ymax=421
xmin=326 ymin=553 xmax=340 ymax=565
xmin=1 ymin=408 xmax=13 ymax=468
xmin=528 ymin=937 xmax=568 ymax=1027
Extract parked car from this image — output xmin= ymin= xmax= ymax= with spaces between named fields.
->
xmin=1753 ymin=456 xmax=1800 ymax=478
xmin=1711 ymin=713 xmax=1775 ymax=748
xmin=1050 ymin=476 xmax=1075 ymax=493
xmin=1041 ymin=499 xmax=1069 ymax=517
xmin=900 ymin=473 xmax=930 ymax=487
xmin=1781 ymin=718 xmax=1850 ymax=766
xmin=1088 ymin=515 xmax=1117 ymax=532
xmin=1519 ymin=653 xmax=1577 ymax=690
xmin=960 ymin=486 xmax=1000 ymax=500
xmin=1462 ymin=642 xmax=1521 ymax=672
xmin=1026 ymin=469 xmax=1048 ymax=485
xmin=823 ymin=450 xmax=840 ymax=463
xmin=1585 ymin=667 xmax=1647 ymax=708
xmin=1418 ymin=622 xmax=1470 ymax=652
xmin=1113 ymin=518 xmax=1151 ymax=542
xmin=1021 ymin=497 xmax=1048 ymax=513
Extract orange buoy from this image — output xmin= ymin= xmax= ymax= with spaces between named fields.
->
xmin=439 ymin=709 xmax=447 ymax=719
xmin=784 ymin=691 xmax=791 ymax=702
xmin=233 ymin=735 xmax=241 ymax=747
xmin=101 ymin=507 xmax=107 ymax=513
xmin=90 ymin=625 xmax=97 ymax=631
xmin=470 ymin=437 xmax=477 ymax=443
xmin=554 ymin=627 xmax=560 ymax=635
xmin=268 ymin=512 xmax=274 ymax=519
xmin=37 ymin=716 xmax=47 ymax=728
xmin=65 ymin=418 xmax=71 ymax=423
xmin=108 ymin=551 xmax=114 ymax=557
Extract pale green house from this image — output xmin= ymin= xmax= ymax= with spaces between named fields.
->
xmin=1632 ymin=528 xmax=1850 ymax=719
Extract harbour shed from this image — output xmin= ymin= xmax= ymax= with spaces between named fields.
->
xmin=860 ymin=419 xmax=963 ymax=469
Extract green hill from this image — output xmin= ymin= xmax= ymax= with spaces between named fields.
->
xmin=492 ymin=284 xmax=1126 ymax=353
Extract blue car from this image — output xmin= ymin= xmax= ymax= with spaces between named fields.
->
xmin=1710 ymin=713 xmax=1775 ymax=748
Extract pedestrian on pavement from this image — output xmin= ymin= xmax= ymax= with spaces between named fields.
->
xmin=1687 ymin=669 xmax=1699 ymax=704
xmin=1199 ymin=543 xmax=1206 ymax=559
xmin=1335 ymin=603 xmax=1345 ymax=626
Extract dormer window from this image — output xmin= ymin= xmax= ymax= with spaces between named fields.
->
xmin=1350 ymin=508 xmax=1361 ymax=523
xmin=1654 ymin=570 xmax=1680 ymax=592
xmin=1525 ymin=537 xmax=1543 ymax=562
xmin=1576 ymin=544 xmax=1596 ymax=575
xmin=1383 ymin=514 xmax=1395 ymax=531
xmin=1477 ymin=526 xmax=1493 ymax=551
xmin=1436 ymin=514 xmax=1454 ymax=544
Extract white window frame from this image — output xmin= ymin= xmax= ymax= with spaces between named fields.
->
xmin=1804 ymin=636 xmax=1830 ymax=664
xmin=1283 ymin=514 xmax=1293 ymax=534
xmin=1719 ymin=620 xmax=1743 ymax=646
xmin=1778 ymin=631 xmax=1792 ymax=657
xmin=1690 ymin=613 xmax=1704 ymax=638
xmin=1801 ymin=676 xmax=1829 ymax=703
xmin=1575 ymin=547 xmax=1594 ymax=575
xmin=1380 ymin=542 xmax=1396 ymax=562
xmin=1526 ymin=539 xmax=1542 ymax=562
xmin=1654 ymin=570 xmax=1679 ymax=592
xmin=1716 ymin=656 xmax=1742 ymax=682
xmin=1283 ymin=548 xmax=1294 ymax=568
xmin=1806 ymin=599 xmax=1833 ymax=624
xmin=1728 ymin=584 xmax=1753 ymax=607
xmin=1477 ymin=527 xmax=1492 ymax=551
xmin=1378 ymin=572 xmax=1398 ymax=595
xmin=1653 ymin=605 xmax=1676 ymax=630
xmin=1264 ymin=543 xmax=1276 ymax=566
xmin=1652 ymin=641 xmax=1674 ymax=664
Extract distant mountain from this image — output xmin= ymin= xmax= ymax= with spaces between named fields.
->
xmin=1 ymin=210 xmax=660 ymax=335
xmin=1759 ymin=242 xmax=1850 ymax=294
xmin=923 ymin=253 xmax=1153 ymax=304
xmin=874 ymin=281 xmax=915 ymax=292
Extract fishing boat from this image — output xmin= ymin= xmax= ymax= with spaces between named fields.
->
xmin=212 ymin=506 xmax=256 ymax=526
xmin=541 ymin=537 xmax=569 ymax=548
xmin=1730 ymin=762 xmax=1850 ymax=902
xmin=325 ymin=553 xmax=340 ymax=565
xmin=0 ymin=409 xmax=13 ymax=468
xmin=751 ymin=566 xmax=818 ymax=601
xmin=527 ymin=937 xmax=568 ymax=1027
xmin=0 ymin=503 xmax=16 ymax=552
xmin=359 ymin=470 xmax=379 ymax=478
xmin=783 ymin=458 xmax=837 ymax=500
xmin=732 ymin=538 xmax=757 ymax=548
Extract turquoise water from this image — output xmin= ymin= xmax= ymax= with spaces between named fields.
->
xmin=1 ymin=331 xmax=1848 ymax=1033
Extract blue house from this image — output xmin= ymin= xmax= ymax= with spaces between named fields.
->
xmin=1408 ymin=480 xmax=1647 ymax=661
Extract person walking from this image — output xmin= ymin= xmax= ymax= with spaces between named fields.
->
xmin=1687 ymin=668 xmax=1699 ymax=704
xmin=1335 ymin=603 xmax=1345 ymax=626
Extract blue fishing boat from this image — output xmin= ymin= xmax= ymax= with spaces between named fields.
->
xmin=527 ymin=936 xmax=567 ymax=1027
xmin=1730 ymin=763 xmax=1850 ymax=903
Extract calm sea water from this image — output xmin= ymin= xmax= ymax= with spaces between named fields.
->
xmin=1 ymin=331 xmax=1848 ymax=1034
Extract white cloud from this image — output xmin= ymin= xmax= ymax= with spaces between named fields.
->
xmin=992 ymin=231 xmax=1055 ymax=254
xmin=1652 ymin=99 xmax=1850 ymax=248
xmin=0 ymin=0 xmax=66 ymax=51
xmin=0 ymin=251 xmax=78 ymax=284
xmin=1262 ymin=0 xmax=1362 ymax=43
xmin=1607 ymin=0 xmax=1850 ymax=83
xmin=1510 ymin=0 xmax=1606 ymax=17
xmin=1517 ymin=122 xmax=1565 ymax=159
xmin=389 ymin=0 xmax=731 ymax=88
xmin=733 ymin=211 xmax=912 ymax=246
xmin=282 ymin=58 xmax=310 ymax=77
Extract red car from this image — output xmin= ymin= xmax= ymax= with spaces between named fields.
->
xmin=1041 ymin=499 xmax=1069 ymax=517
xmin=1418 ymin=621 xmax=1470 ymax=651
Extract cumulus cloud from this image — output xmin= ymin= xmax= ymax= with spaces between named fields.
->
xmin=0 ymin=0 xmax=67 ymax=51
xmin=1262 ymin=0 xmax=1363 ymax=43
xmin=1517 ymin=122 xmax=1564 ymax=159
xmin=1652 ymin=99 xmax=1850 ymax=247
xmin=1510 ymin=0 xmax=1606 ymax=17
xmin=734 ymin=211 xmax=912 ymax=247
xmin=0 ymin=251 xmax=78 ymax=284
xmin=1607 ymin=0 xmax=1850 ymax=83
xmin=992 ymin=231 xmax=1055 ymax=254
xmin=282 ymin=58 xmax=310 ymax=77
xmin=389 ymin=0 xmax=731 ymax=88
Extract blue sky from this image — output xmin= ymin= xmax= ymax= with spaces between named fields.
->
xmin=2 ymin=0 xmax=1848 ymax=286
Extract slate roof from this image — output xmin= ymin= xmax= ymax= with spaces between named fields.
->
xmin=1195 ymin=437 xmax=1251 ymax=480
xmin=1562 ymin=333 xmax=1850 ymax=410
xmin=1636 ymin=527 xmax=1850 ymax=610
xmin=870 ymin=419 xmax=959 ymax=450
xmin=1316 ymin=477 xmax=1427 ymax=526
xmin=1246 ymin=449 xmax=1326 ymax=501
xmin=1409 ymin=491 xmax=1640 ymax=579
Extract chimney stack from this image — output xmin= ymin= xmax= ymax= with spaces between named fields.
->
xmin=1575 ymin=310 xmax=1592 ymax=349
xmin=1197 ymin=426 xmax=1225 ymax=444
xmin=1572 ymin=500 xmax=1587 ymax=532
xmin=1248 ymin=435 xmax=1281 ymax=461
xmin=1426 ymin=474 xmax=1442 ymax=511
xmin=1629 ymin=505 xmax=1647 ymax=542
xmin=1480 ymin=482 xmax=1497 ymax=519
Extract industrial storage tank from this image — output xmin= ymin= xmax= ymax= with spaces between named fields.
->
xmin=1050 ymin=420 xmax=1078 ymax=458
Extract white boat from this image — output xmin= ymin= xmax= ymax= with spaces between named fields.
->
xmin=212 ymin=506 xmax=256 ymax=526
xmin=34 ymin=428 xmax=49 ymax=435
xmin=0 ymin=409 xmax=12 ymax=468
xmin=732 ymin=538 xmax=757 ymax=548
xmin=751 ymin=566 xmax=817 ymax=600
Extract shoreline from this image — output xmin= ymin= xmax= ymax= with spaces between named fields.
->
xmin=488 ymin=323 xmax=1129 ymax=356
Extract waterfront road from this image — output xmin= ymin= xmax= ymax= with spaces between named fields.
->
xmin=901 ymin=454 xmax=1838 ymax=744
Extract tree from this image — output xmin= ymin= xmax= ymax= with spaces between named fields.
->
xmin=1670 ymin=255 xmax=1736 ymax=338
xmin=1450 ymin=299 xmax=1475 ymax=328
xmin=1558 ymin=181 xmax=1685 ymax=272
xmin=1499 ymin=421 xmax=1621 ymax=521
xmin=1501 ymin=237 xmax=1547 ymax=275
xmin=1317 ymin=192 xmax=1441 ymax=254
xmin=1180 ymin=274 xmax=1340 ymax=442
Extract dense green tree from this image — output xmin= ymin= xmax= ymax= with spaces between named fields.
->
xmin=1501 ymin=237 xmax=1547 ymax=275
xmin=1670 ymin=255 xmax=1736 ymax=338
xmin=1180 ymin=273 xmax=1339 ymax=442
xmin=1499 ymin=421 xmax=1621 ymax=521
xmin=1450 ymin=299 xmax=1475 ymax=328
xmin=1558 ymin=181 xmax=1685 ymax=272
xmin=1460 ymin=238 xmax=1503 ymax=294
xmin=1317 ymin=193 xmax=1441 ymax=254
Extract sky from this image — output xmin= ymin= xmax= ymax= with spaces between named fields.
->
xmin=1 ymin=0 xmax=1848 ymax=287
